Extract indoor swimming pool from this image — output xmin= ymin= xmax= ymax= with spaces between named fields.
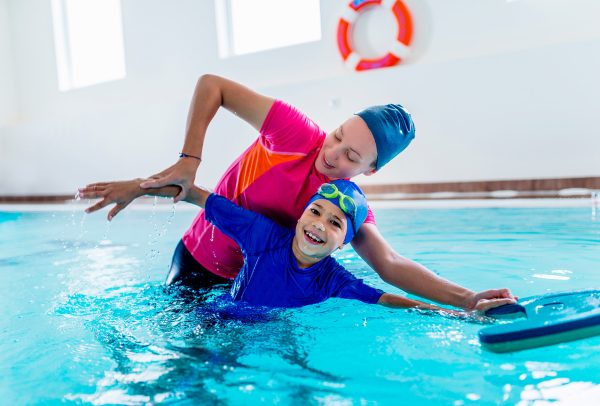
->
xmin=1 ymin=202 xmax=599 ymax=404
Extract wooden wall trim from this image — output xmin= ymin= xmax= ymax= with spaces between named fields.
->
xmin=359 ymin=176 xmax=600 ymax=195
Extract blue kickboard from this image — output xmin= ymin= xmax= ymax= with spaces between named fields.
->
xmin=479 ymin=289 xmax=600 ymax=352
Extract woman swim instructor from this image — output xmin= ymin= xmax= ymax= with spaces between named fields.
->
xmin=80 ymin=74 xmax=516 ymax=311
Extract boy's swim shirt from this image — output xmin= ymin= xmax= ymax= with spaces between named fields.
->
xmin=182 ymin=100 xmax=375 ymax=279
xmin=204 ymin=193 xmax=384 ymax=308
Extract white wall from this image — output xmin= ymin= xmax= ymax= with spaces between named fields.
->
xmin=0 ymin=0 xmax=16 ymax=127
xmin=1 ymin=0 xmax=599 ymax=194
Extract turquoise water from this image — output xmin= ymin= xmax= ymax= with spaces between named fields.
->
xmin=1 ymin=204 xmax=600 ymax=405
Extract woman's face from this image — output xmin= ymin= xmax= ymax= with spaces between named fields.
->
xmin=315 ymin=116 xmax=378 ymax=180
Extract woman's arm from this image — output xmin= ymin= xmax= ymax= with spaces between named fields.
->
xmin=139 ymin=74 xmax=275 ymax=201
xmin=353 ymin=223 xmax=517 ymax=311
xmin=377 ymin=293 xmax=463 ymax=316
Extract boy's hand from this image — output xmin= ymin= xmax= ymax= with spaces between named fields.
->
xmin=464 ymin=288 xmax=518 ymax=311
xmin=78 ymin=179 xmax=144 ymax=221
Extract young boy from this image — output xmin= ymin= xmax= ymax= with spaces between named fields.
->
xmin=204 ymin=179 xmax=385 ymax=308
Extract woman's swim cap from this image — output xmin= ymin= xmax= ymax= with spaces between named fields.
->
xmin=355 ymin=104 xmax=415 ymax=170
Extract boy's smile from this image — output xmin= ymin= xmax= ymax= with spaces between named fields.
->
xmin=303 ymin=225 xmax=325 ymax=245
xmin=292 ymin=200 xmax=348 ymax=268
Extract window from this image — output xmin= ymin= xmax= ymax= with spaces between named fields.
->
xmin=51 ymin=0 xmax=126 ymax=91
xmin=215 ymin=0 xmax=321 ymax=57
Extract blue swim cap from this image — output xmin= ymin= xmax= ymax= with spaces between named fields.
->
xmin=305 ymin=179 xmax=368 ymax=244
xmin=355 ymin=104 xmax=415 ymax=170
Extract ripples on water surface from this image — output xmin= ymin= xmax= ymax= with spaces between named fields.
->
xmin=1 ymin=205 xmax=599 ymax=404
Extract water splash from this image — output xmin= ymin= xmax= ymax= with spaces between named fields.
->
xmin=95 ymin=220 xmax=112 ymax=248
xmin=145 ymin=197 xmax=177 ymax=263
xmin=64 ymin=192 xmax=89 ymax=252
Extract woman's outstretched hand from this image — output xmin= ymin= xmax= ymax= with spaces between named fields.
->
xmin=139 ymin=158 xmax=199 ymax=202
xmin=78 ymin=179 xmax=144 ymax=221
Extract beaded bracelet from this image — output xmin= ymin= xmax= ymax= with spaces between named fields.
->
xmin=179 ymin=152 xmax=202 ymax=161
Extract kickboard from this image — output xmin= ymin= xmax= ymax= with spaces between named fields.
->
xmin=479 ymin=289 xmax=600 ymax=353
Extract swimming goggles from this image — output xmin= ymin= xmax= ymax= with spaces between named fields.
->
xmin=317 ymin=183 xmax=357 ymax=221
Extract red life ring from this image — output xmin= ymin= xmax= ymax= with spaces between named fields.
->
xmin=337 ymin=0 xmax=413 ymax=71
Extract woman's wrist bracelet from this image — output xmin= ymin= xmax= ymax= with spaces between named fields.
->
xmin=179 ymin=152 xmax=202 ymax=161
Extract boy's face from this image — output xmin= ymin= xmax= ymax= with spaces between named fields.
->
xmin=315 ymin=116 xmax=378 ymax=180
xmin=293 ymin=199 xmax=348 ymax=261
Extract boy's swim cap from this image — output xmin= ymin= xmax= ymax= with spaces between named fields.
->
xmin=355 ymin=104 xmax=415 ymax=170
xmin=305 ymin=179 xmax=368 ymax=244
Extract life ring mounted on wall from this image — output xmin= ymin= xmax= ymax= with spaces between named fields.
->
xmin=337 ymin=0 xmax=413 ymax=71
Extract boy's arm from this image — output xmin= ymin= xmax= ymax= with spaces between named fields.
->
xmin=79 ymin=179 xmax=210 ymax=220
xmin=352 ymin=223 xmax=517 ymax=311
xmin=202 ymin=194 xmax=285 ymax=254
xmin=139 ymin=74 xmax=275 ymax=202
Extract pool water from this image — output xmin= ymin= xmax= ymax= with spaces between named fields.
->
xmin=1 ymin=204 xmax=600 ymax=405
